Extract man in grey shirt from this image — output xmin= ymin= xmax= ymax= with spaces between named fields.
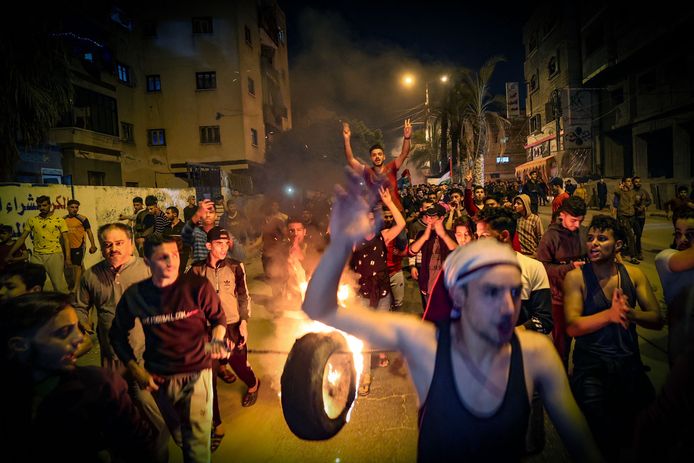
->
xmin=75 ymin=222 xmax=169 ymax=462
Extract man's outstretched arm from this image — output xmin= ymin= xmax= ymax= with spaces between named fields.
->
xmin=342 ymin=122 xmax=364 ymax=173
xmin=394 ymin=119 xmax=412 ymax=169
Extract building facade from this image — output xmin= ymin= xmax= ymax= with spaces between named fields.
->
xmin=25 ymin=0 xmax=291 ymax=190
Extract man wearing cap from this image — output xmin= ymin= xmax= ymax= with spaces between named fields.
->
xmin=188 ymin=227 xmax=260 ymax=446
xmin=302 ymin=173 xmax=600 ymax=462
xmin=536 ymin=196 xmax=588 ymax=368
xmin=408 ymin=202 xmax=457 ymax=310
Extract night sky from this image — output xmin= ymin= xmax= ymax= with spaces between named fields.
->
xmin=278 ymin=0 xmax=530 ymax=140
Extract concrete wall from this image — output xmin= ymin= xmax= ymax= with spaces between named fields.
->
xmin=0 ymin=184 xmax=194 ymax=270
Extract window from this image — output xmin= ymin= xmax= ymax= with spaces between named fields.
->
xmin=547 ymin=53 xmax=560 ymax=78
xmin=245 ymin=25 xmax=252 ymax=46
xmin=116 ymin=62 xmax=132 ymax=85
xmin=142 ymin=20 xmax=157 ymax=37
xmin=496 ymin=156 xmax=510 ymax=164
xmin=611 ymin=87 xmax=625 ymax=105
xmin=200 ymin=126 xmax=220 ymax=144
xmin=248 ymin=77 xmax=255 ymax=96
xmin=146 ymin=75 xmax=161 ymax=92
xmin=192 ymin=17 xmax=213 ymax=34
xmin=58 ymin=86 xmax=118 ymax=136
xmin=530 ymin=114 xmax=542 ymax=132
xmin=88 ymin=171 xmax=106 ymax=186
xmin=148 ymin=129 xmax=166 ymax=146
xmin=121 ymin=122 xmax=134 ymax=143
xmin=196 ymin=71 xmax=216 ymax=90
xmin=278 ymin=29 xmax=286 ymax=45
xmin=529 ymin=71 xmax=539 ymax=94
xmin=251 ymin=128 xmax=258 ymax=146
xmin=83 ymin=52 xmax=93 ymax=62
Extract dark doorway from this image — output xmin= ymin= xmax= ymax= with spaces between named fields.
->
xmin=642 ymin=128 xmax=673 ymax=178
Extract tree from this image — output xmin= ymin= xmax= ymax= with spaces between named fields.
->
xmin=456 ymin=57 xmax=509 ymax=186
xmin=0 ymin=15 xmax=74 ymax=181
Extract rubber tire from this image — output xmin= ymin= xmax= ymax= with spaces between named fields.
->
xmin=281 ymin=331 xmax=357 ymax=440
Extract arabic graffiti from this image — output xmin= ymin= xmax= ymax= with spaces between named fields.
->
xmin=0 ymin=194 xmax=68 ymax=216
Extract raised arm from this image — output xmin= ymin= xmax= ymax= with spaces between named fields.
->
xmin=394 ymin=119 xmax=412 ymax=169
xmin=342 ymin=122 xmax=365 ymax=173
xmin=379 ymin=187 xmax=406 ymax=244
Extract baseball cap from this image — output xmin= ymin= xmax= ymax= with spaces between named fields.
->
xmin=206 ymin=226 xmax=231 ymax=242
xmin=423 ymin=239 xmax=520 ymax=322
xmin=424 ymin=203 xmax=447 ymax=217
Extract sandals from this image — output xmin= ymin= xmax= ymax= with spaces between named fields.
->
xmin=242 ymin=380 xmax=260 ymax=407
xmin=211 ymin=425 xmax=225 ymax=453
xmin=217 ymin=366 xmax=237 ymax=384
xmin=358 ymin=374 xmax=372 ymax=397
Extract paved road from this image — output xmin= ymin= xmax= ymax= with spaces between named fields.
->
xmin=78 ymin=204 xmax=675 ymax=462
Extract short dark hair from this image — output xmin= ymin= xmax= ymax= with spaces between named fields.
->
xmin=0 ymin=292 xmax=70 ymax=355
xmin=97 ymin=223 xmax=133 ymax=243
xmin=133 ymin=196 xmax=144 ymax=204
xmin=633 ymin=176 xmax=641 ymax=181
xmin=1 ymin=262 xmax=47 ymax=289
xmin=287 ymin=217 xmax=306 ymax=228
xmin=588 ymin=215 xmax=626 ymax=243
xmin=473 ymin=185 xmax=485 ymax=192
xmin=67 ymin=199 xmax=80 ymax=206
xmin=166 ymin=206 xmax=179 ymax=216
xmin=145 ymin=195 xmax=158 ymax=206
xmin=674 ymin=208 xmax=694 ymax=224
xmin=483 ymin=194 xmax=500 ymax=204
xmin=550 ymin=177 xmax=564 ymax=188
xmin=677 ymin=185 xmax=689 ymax=194
xmin=143 ymin=234 xmax=177 ymax=259
xmin=453 ymin=216 xmax=476 ymax=236
xmin=449 ymin=188 xmax=463 ymax=196
xmin=369 ymin=144 xmax=384 ymax=153
xmin=560 ymin=196 xmax=587 ymax=217
xmin=622 ymin=176 xmax=632 ymax=183
xmin=36 ymin=195 xmax=50 ymax=204
xmin=476 ymin=207 xmax=518 ymax=237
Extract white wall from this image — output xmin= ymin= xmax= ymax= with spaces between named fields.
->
xmin=0 ymin=184 xmax=194 ymax=270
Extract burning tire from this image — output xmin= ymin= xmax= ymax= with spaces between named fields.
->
xmin=281 ymin=331 xmax=357 ymax=440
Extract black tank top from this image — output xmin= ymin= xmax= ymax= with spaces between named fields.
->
xmin=417 ymin=321 xmax=530 ymax=462
xmin=574 ymin=262 xmax=640 ymax=364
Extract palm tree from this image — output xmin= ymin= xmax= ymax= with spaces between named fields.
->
xmin=432 ymin=57 xmax=509 ymax=185
xmin=0 ymin=17 xmax=73 ymax=181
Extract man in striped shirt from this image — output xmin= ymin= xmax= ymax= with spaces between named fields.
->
xmin=145 ymin=195 xmax=170 ymax=238
xmin=513 ymin=194 xmax=544 ymax=257
xmin=182 ymin=199 xmax=245 ymax=264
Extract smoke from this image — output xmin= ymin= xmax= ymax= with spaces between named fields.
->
xmin=289 ymin=8 xmax=441 ymax=147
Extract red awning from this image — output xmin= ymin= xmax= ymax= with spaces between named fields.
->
xmin=515 ymin=155 xmax=557 ymax=182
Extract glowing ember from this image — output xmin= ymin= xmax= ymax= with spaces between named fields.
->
xmin=326 ymin=362 xmax=341 ymax=385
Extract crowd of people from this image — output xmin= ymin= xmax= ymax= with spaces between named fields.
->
xmin=1 ymin=119 xmax=694 ymax=461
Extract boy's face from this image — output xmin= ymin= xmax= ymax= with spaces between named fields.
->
xmin=30 ymin=306 xmax=83 ymax=373
xmin=0 ymin=275 xmax=28 ymax=301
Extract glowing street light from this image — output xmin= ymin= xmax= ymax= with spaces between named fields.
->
xmin=401 ymin=73 xmax=415 ymax=88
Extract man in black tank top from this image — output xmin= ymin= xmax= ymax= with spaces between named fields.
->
xmin=302 ymin=171 xmax=602 ymax=462
xmin=564 ymin=215 xmax=663 ymax=461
